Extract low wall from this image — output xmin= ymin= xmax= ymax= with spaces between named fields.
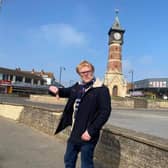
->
xmin=30 ymin=95 xmax=168 ymax=109
xmin=95 ymin=125 xmax=168 ymax=168
xmin=30 ymin=95 xmax=134 ymax=109
xmin=0 ymin=103 xmax=167 ymax=168
xmin=148 ymin=100 xmax=168 ymax=109
xmin=0 ymin=103 xmax=62 ymax=135
xmin=112 ymin=98 xmax=168 ymax=109
xmin=112 ymin=99 xmax=134 ymax=109
xmin=0 ymin=104 xmax=24 ymax=120
xmin=29 ymin=95 xmax=67 ymax=105
xmin=19 ymin=105 xmax=62 ymax=135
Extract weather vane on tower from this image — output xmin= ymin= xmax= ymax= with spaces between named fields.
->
xmin=115 ymin=8 xmax=119 ymax=15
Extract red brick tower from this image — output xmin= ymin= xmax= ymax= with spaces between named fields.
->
xmin=104 ymin=10 xmax=127 ymax=97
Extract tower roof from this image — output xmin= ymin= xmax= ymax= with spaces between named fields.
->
xmin=112 ymin=9 xmax=122 ymax=30
xmin=109 ymin=9 xmax=125 ymax=33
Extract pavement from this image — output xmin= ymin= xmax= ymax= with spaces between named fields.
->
xmin=0 ymin=116 xmax=66 ymax=168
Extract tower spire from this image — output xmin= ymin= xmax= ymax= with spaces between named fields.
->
xmin=112 ymin=9 xmax=122 ymax=30
xmin=108 ymin=9 xmax=125 ymax=36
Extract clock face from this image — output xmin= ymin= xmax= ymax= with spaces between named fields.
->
xmin=113 ymin=32 xmax=121 ymax=40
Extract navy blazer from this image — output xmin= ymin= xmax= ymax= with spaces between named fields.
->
xmin=54 ymin=79 xmax=111 ymax=143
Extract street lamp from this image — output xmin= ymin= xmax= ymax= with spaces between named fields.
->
xmin=69 ymin=80 xmax=75 ymax=86
xmin=0 ymin=0 xmax=3 ymax=11
xmin=59 ymin=66 xmax=65 ymax=85
xmin=129 ymin=70 xmax=134 ymax=93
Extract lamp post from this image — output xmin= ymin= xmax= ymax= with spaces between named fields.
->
xmin=129 ymin=70 xmax=134 ymax=93
xmin=59 ymin=66 xmax=65 ymax=85
xmin=0 ymin=0 xmax=3 ymax=11
xmin=69 ymin=80 xmax=75 ymax=86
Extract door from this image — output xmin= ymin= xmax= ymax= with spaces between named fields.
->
xmin=112 ymin=85 xmax=118 ymax=96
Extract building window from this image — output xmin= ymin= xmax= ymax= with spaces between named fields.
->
xmin=3 ymin=74 xmax=8 ymax=80
xmin=0 ymin=74 xmax=2 ymax=80
xmin=34 ymin=79 xmax=38 ymax=85
xmin=41 ymin=80 xmax=44 ymax=85
xmin=25 ymin=78 xmax=31 ymax=84
xmin=162 ymin=81 xmax=167 ymax=87
xmin=16 ymin=76 xmax=23 ymax=82
xmin=10 ymin=75 xmax=13 ymax=81
xmin=150 ymin=81 xmax=167 ymax=88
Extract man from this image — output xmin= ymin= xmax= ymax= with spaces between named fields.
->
xmin=49 ymin=60 xmax=111 ymax=168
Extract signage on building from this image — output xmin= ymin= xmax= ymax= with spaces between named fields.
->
xmin=0 ymin=80 xmax=11 ymax=85
xmin=149 ymin=81 xmax=167 ymax=88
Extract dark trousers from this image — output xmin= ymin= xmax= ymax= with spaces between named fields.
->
xmin=64 ymin=140 xmax=97 ymax=168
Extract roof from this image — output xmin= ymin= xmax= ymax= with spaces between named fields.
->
xmin=23 ymin=69 xmax=55 ymax=78
xmin=108 ymin=9 xmax=125 ymax=35
xmin=0 ymin=67 xmax=45 ymax=80
xmin=112 ymin=10 xmax=122 ymax=30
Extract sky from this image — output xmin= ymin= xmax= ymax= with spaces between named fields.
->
xmin=0 ymin=0 xmax=168 ymax=86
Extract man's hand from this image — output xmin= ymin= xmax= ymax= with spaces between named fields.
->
xmin=49 ymin=86 xmax=59 ymax=97
xmin=81 ymin=130 xmax=91 ymax=141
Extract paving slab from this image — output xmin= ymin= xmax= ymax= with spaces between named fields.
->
xmin=0 ymin=117 xmax=66 ymax=168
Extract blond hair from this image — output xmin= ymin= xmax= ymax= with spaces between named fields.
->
xmin=76 ymin=60 xmax=95 ymax=74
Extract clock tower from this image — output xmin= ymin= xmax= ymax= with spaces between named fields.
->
xmin=104 ymin=10 xmax=127 ymax=97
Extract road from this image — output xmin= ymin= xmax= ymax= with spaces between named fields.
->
xmin=0 ymin=94 xmax=64 ymax=110
xmin=109 ymin=108 xmax=168 ymax=139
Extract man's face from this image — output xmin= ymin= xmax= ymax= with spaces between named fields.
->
xmin=78 ymin=66 xmax=94 ymax=83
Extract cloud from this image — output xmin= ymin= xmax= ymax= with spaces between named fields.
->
xmin=39 ymin=23 xmax=87 ymax=47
